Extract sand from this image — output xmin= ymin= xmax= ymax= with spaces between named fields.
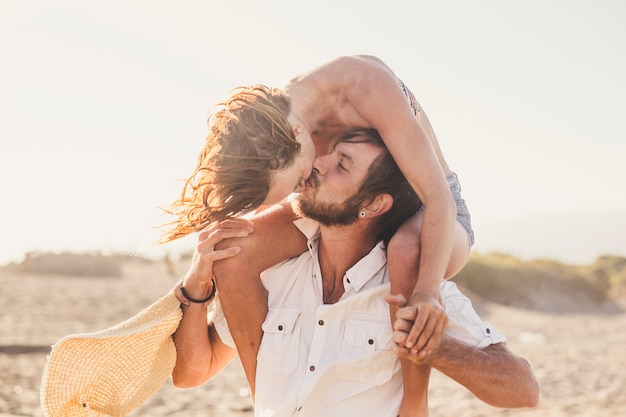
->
xmin=1 ymin=257 xmax=624 ymax=416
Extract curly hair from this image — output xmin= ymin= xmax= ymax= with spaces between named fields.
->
xmin=159 ymin=85 xmax=301 ymax=243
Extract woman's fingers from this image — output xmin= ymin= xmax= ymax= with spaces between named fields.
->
xmin=197 ymin=219 xmax=253 ymax=251
xmin=201 ymin=218 xmax=254 ymax=234
xmin=184 ymin=219 xmax=253 ymax=286
xmin=200 ymin=244 xmax=242 ymax=262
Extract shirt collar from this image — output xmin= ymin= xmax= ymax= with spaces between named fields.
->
xmin=294 ymin=217 xmax=388 ymax=292
xmin=294 ymin=217 xmax=320 ymax=240
xmin=344 ymin=241 xmax=387 ymax=291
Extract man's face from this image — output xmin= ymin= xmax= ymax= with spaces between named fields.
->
xmin=294 ymin=140 xmax=383 ymax=226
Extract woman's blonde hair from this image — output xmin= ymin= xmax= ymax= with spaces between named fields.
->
xmin=159 ymin=85 xmax=300 ymax=243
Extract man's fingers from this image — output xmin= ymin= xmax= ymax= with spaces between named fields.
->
xmin=385 ymin=294 xmax=407 ymax=309
xmin=410 ymin=307 xmax=446 ymax=352
xmin=391 ymin=342 xmax=428 ymax=365
xmin=411 ymin=314 xmax=448 ymax=356
xmin=395 ymin=306 xmax=418 ymax=321
xmin=416 ymin=322 xmax=446 ymax=358
xmin=392 ymin=328 xmax=409 ymax=346
xmin=405 ymin=309 xmax=428 ymax=348
xmin=393 ymin=317 xmax=414 ymax=333
xmin=410 ymin=315 xmax=437 ymax=353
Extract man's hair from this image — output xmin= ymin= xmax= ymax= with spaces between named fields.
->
xmin=160 ymin=85 xmax=300 ymax=243
xmin=340 ymin=128 xmax=423 ymax=245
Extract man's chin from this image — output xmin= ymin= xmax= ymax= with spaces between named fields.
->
xmin=292 ymin=196 xmax=318 ymax=220
xmin=291 ymin=197 xmax=307 ymax=219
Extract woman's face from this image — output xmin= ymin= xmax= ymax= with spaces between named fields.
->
xmin=262 ymin=116 xmax=316 ymax=205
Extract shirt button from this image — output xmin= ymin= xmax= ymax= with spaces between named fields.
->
xmin=318 ymin=320 xmax=324 ymax=326
xmin=486 ymin=328 xmax=491 ymax=334
xmin=346 ymin=278 xmax=351 ymax=284
xmin=368 ymin=338 xmax=374 ymax=345
xmin=309 ymin=365 xmax=316 ymax=372
xmin=278 ymin=325 xmax=284 ymax=331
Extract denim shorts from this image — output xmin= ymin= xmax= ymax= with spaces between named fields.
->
xmin=447 ymin=172 xmax=475 ymax=247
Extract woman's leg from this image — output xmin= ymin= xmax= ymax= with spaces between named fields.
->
xmin=387 ymin=213 xmax=471 ymax=416
xmin=212 ymin=202 xmax=307 ymax=396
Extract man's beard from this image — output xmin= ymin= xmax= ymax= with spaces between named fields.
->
xmin=293 ymin=174 xmax=362 ymax=226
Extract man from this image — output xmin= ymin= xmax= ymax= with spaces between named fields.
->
xmin=171 ymin=128 xmax=539 ymax=417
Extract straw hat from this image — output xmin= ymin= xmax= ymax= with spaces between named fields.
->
xmin=40 ymin=293 xmax=183 ymax=417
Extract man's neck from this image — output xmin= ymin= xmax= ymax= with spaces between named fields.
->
xmin=317 ymin=224 xmax=379 ymax=304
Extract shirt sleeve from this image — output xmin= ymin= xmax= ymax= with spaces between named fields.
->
xmin=440 ymin=281 xmax=508 ymax=348
xmin=209 ymin=296 xmax=237 ymax=349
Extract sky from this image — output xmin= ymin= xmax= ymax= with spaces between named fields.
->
xmin=1 ymin=0 xmax=625 ymax=266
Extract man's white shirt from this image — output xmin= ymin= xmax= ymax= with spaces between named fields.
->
xmin=213 ymin=218 xmax=506 ymax=417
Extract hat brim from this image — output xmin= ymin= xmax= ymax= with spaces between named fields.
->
xmin=41 ymin=293 xmax=183 ymax=417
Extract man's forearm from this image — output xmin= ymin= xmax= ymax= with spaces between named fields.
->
xmin=427 ymin=337 xmax=540 ymax=408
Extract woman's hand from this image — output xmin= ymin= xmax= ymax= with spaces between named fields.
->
xmin=175 ymin=218 xmax=254 ymax=303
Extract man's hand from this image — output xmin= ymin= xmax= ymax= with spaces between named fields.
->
xmin=385 ymin=293 xmax=448 ymax=361
xmin=387 ymin=295 xmax=540 ymax=408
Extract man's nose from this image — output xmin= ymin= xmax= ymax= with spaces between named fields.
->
xmin=311 ymin=154 xmax=328 ymax=174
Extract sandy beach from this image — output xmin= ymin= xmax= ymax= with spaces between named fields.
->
xmin=1 ymin=256 xmax=624 ymax=417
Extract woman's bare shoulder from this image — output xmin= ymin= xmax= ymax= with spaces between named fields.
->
xmin=287 ymin=55 xmax=392 ymax=90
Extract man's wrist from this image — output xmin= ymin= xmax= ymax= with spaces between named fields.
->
xmin=425 ymin=335 xmax=467 ymax=368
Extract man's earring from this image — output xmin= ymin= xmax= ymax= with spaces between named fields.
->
xmin=360 ymin=211 xmax=366 ymax=218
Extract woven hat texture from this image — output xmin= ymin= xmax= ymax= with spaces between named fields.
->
xmin=40 ymin=292 xmax=183 ymax=417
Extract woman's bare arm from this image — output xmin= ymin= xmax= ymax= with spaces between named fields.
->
xmin=339 ymin=56 xmax=456 ymax=354
xmin=171 ymin=220 xmax=253 ymax=387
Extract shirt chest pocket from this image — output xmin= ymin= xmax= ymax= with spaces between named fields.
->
xmin=336 ymin=317 xmax=397 ymax=385
xmin=258 ymin=308 xmax=302 ymax=374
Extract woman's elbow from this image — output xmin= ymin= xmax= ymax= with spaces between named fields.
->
xmin=171 ymin=367 xmax=209 ymax=389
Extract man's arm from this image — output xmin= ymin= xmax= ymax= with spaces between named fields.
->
xmin=387 ymin=294 xmax=540 ymax=408
xmin=427 ymin=337 xmax=540 ymax=408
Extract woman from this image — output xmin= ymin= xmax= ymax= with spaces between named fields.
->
xmin=163 ymin=55 xmax=475 ymax=415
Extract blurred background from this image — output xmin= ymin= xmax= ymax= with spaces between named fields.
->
xmin=1 ymin=0 xmax=625 ymax=266
xmin=1 ymin=2 xmax=625 ymax=416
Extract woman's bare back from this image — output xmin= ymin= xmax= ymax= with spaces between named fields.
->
xmin=284 ymin=55 xmax=451 ymax=174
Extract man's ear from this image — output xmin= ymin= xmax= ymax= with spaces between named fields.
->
xmin=362 ymin=194 xmax=393 ymax=218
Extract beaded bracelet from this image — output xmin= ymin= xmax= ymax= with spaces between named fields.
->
xmin=179 ymin=278 xmax=216 ymax=304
